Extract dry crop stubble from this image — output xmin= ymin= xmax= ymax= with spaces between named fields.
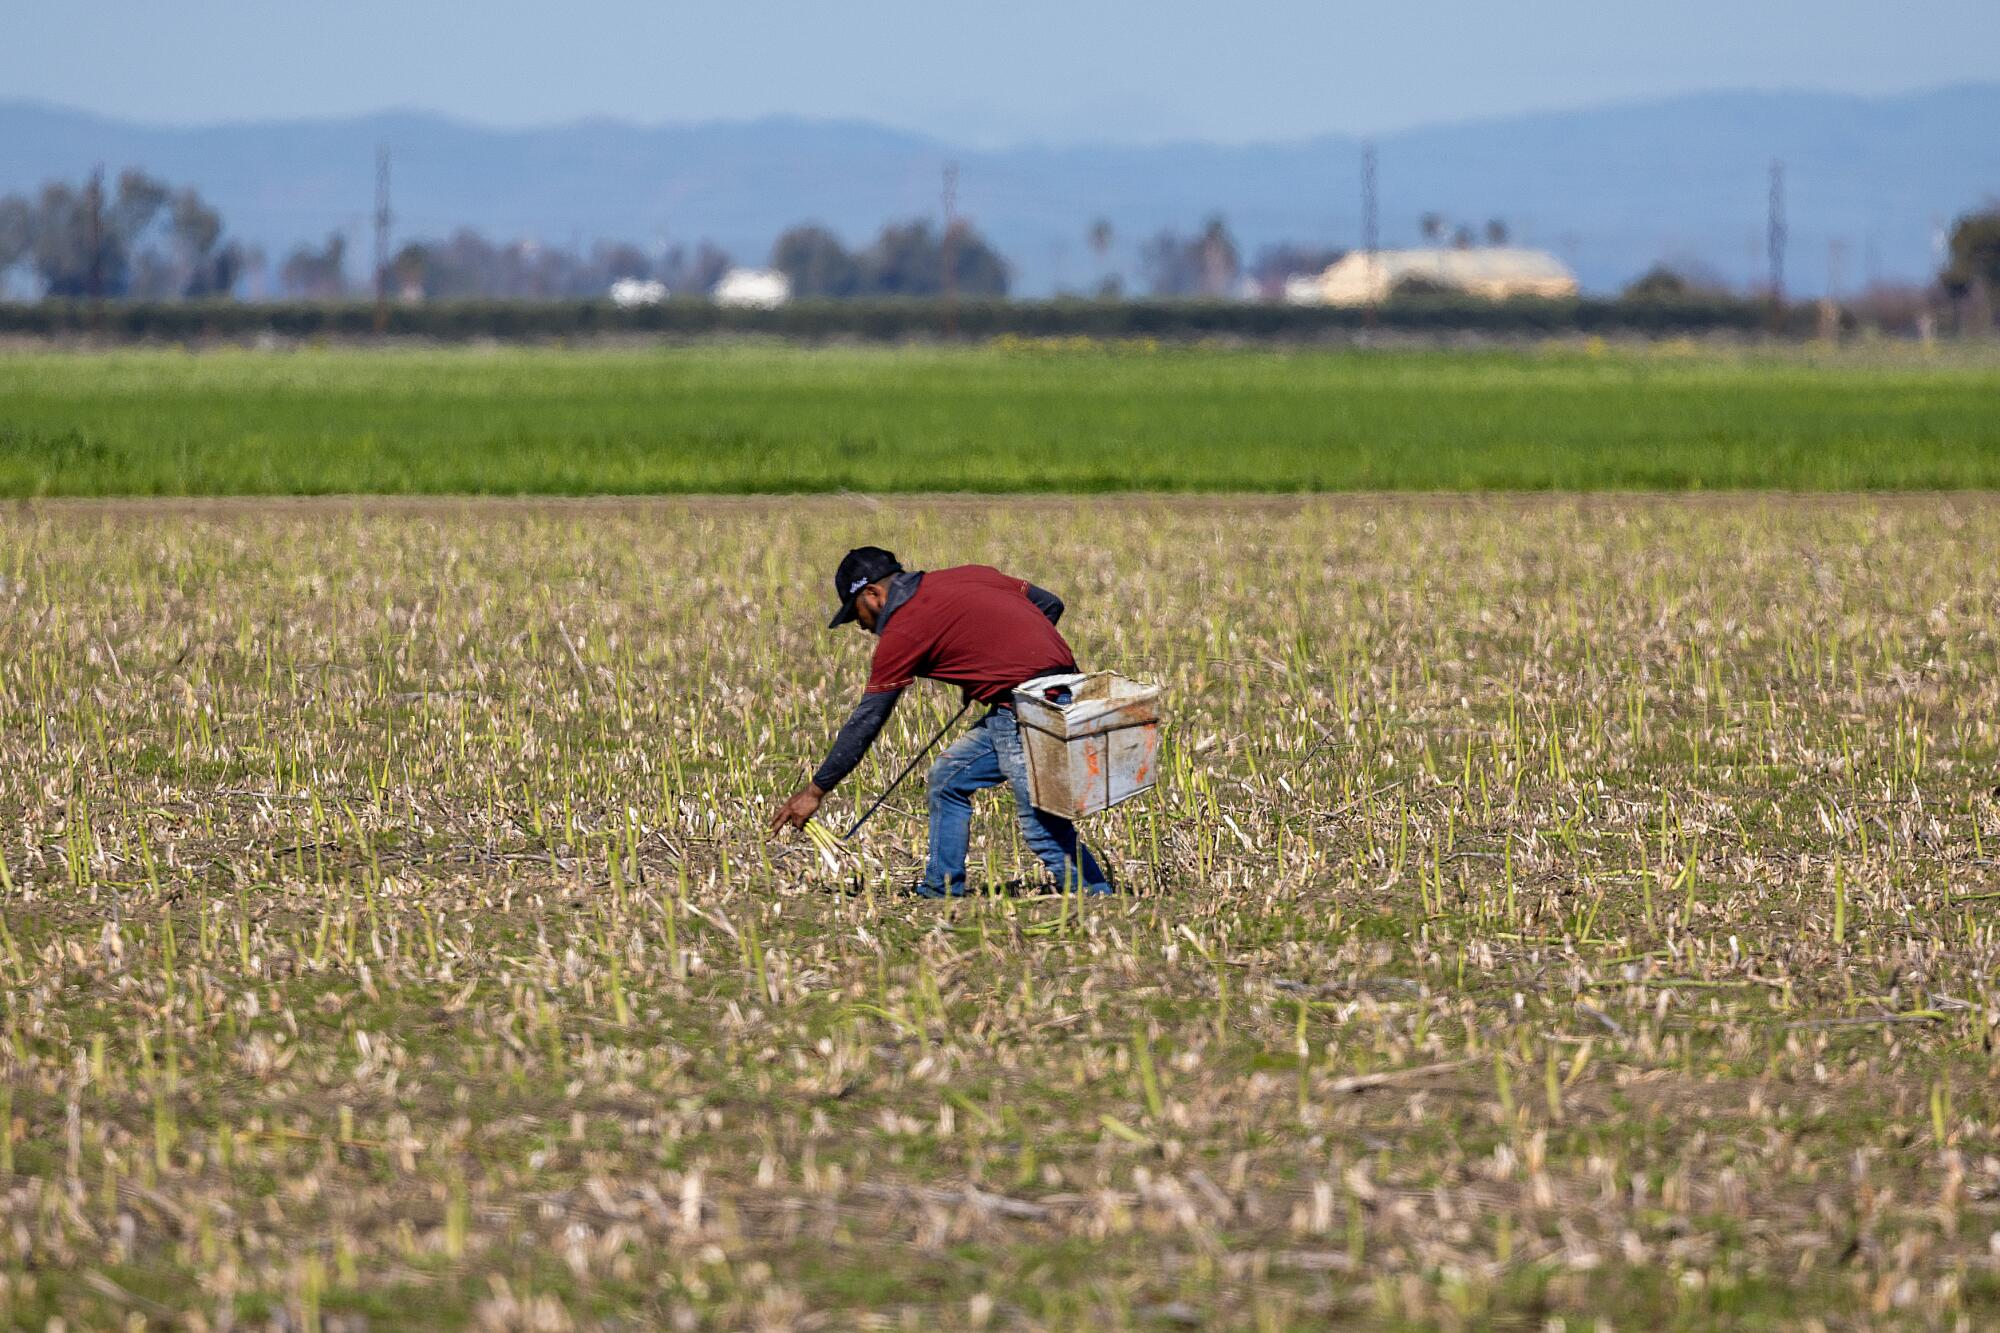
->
xmin=1 ymin=495 xmax=1999 ymax=1328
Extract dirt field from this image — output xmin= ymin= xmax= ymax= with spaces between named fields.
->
xmin=4 ymin=496 xmax=1999 ymax=1328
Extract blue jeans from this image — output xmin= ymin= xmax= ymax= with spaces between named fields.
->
xmin=918 ymin=708 xmax=1112 ymax=897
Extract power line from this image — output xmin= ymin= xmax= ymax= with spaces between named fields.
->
xmin=941 ymin=160 xmax=959 ymax=338
xmin=1361 ymin=143 xmax=1378 ymax=327
xmin=1766 ymin=158 xmax=1786 ymax=316
xmin=85 ymin=165 xmax=105 ymax=316
xmin=372 ymin=143 xmax=390 ymax=332
xmin=1822 ymin=235 xmax=1847 ymax=341
xmin=1361 ymin=144 xmax=1378 ymax=257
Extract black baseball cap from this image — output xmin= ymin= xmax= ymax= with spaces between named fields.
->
xmin=828 ymin=546 xmax=903 ymax=627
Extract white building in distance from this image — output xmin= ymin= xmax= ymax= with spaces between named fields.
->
xmin=713 ymin=268 xmax=793 ymax=308
xmin=609 ymin=278 xmax=667 ymax=308
xmin=1290 ymin=248 xmax=1578 ymax=306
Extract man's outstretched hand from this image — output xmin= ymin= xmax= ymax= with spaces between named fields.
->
xmin=769 ymin=783 xmax=825 ymax=835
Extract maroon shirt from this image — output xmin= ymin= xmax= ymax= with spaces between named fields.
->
xmin=866 ymin=565 xmax=1077 ymax=703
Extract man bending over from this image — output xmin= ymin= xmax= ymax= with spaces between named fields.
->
xmin=769 ymin=545 xmax=1113 ymax=897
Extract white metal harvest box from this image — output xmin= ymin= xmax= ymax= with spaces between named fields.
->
xmin=1012 ymin=672 xmax=1162 ymax=818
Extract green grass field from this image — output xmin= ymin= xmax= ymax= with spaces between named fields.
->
xmin=3 ymin=344 xmax=1999 ymax=494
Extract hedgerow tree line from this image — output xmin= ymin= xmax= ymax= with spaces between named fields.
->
xmin=0 ymin=169 xmax=247 ymax=300
xmin=3 ymin=167 xmax=1996 ymax=323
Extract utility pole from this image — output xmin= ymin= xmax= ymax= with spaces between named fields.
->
xmin=373 ymin=145 xmax=392 ymax=334
xmin=1821 ymin=237 xmax=1847 ymax=341
xmin=941 ymin=161 xmax=959 ymax=339
xmin=1361 ymin=143 xmax=1379 ymax=329
xmin=1766 ymin=158 xmax=1786 ymax=332
xmin=85 ymin=165 xmax=105 ymax=327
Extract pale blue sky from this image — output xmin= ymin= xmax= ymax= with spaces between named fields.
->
xmin=7 ymin=0 xmax=1996 ymax=144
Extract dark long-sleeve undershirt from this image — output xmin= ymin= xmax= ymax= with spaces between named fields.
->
xmin=811 ymin=688 xmax=904 ymax=792
xmin=1025 ymin=583 xmax=1064 ymax=625
xmin=809 ymin=580 xmax=1066 ymax=793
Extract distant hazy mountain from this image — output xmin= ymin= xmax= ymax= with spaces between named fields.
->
xmin=3 ymin=86 xmax=1995 ymax=297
